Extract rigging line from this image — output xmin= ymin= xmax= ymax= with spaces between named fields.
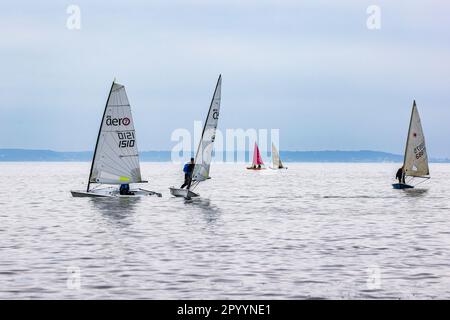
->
xmin=189 ymin=181 xmax=199 ymax=191
xmin=413 ymin=177 xmax=430 ymax=187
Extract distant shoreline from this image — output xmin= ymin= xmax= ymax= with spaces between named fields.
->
xmin=1 ymin=149 xmax=449 ymax=163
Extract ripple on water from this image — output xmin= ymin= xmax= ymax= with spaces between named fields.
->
xmin=1 ymin=163 xmax=450 ymax=299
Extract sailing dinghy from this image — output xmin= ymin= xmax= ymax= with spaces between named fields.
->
xmin=270 ymin=143 xmax=287 ymax=169
xmin=392 ymin=100 xmax=430 ymax=189
xmin=247 ymin=143 xmax=265 ymax=170
xmin=169 ymin=75 xmax=222 ymax=199
xmin=71 ymin=80 xmax=161 ymax=198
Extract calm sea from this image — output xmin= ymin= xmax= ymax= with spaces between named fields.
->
xmin=1 ymin=162 xmax=449 ymax=299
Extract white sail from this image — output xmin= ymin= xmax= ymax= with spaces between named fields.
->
xmin=192 ymin=75 xmax=222 ymax=182
xmin=272 ymin=143 xmax=283 ymax=168
xmin=403 ymin=101 xmax=429 ymax=177
xmin=89 ymin=82 xmax=143 ymax=185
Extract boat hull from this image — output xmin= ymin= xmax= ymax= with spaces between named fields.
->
xmin=392 ymin=183 xmax=414 ymax=190
xmin=169 ymin=187 xmax=199 ymax=198
xmin=246 ymin=167 xmax=266 ymax=170
xmin=71 ymin=187 xmax=160 ymax=198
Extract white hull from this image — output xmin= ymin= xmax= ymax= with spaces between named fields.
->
xmin=71 ymin=187 xmax=161 ymax=198
xmin=169 ymin=187 xmax=199 ymax=198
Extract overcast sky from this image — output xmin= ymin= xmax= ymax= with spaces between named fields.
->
xmin=1 ymin=1 xmax=449 ymax=156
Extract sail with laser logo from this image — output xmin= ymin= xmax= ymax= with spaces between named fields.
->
xmin=89 ymin=82 xmax=143 ymax=185
xmin=403 ymin=101 xmax=429 ymax=178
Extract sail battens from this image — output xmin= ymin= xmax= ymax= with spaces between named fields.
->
xmin=88 ymin=82 xmax=143 ymax=186
xmin=403 ymin=102 xmax=429 ymax=178
xmin=191 ymin=75 xmax=222 ymax=184
xmin=119 ymin=154 xmax=139 ymax=158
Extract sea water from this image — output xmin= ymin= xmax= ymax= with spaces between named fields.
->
xmin=0 ymin=162 xmax=449 ymax=299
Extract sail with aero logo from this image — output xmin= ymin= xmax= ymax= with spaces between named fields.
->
xmin=89 ymin=82 xmax=143 ymax=185
xmin=71 ymin=80 xmax=161 ymax=198
xmin=393 ymin=100 xmax=430 ymax=189
xmin=170 ymin=75 xmax=222 ymax=199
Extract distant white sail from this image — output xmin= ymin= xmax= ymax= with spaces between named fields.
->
xmin=272 ymin=143 xmax=283 ymax=168
xmin=89 ymin=82 xmax=143 ymax=185
xmin=403 ymin=101 xmax=429 ymax=177
xmin=192 ymin=75 xmax=222 ymax=182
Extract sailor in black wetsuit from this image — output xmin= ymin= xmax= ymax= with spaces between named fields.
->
xmin=181 ymin=158 xmax=195 ymax=189
xmin=119 ymin=183 xmax=134 ymax=195
xmin=396 ymin=166 xmax=405 ymax=184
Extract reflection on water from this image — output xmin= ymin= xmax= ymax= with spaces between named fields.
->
xmin=90 ymin=197 xmax=140 ymax=213
xmin=403 ymin=188 xmax=429 ymax=198
xmin=89 ymin=197 xmax=140 ymax=227
xmin=1 ymin=162 xmax=450 ymax=299
xmin=185 ymin=198 xmax=220 ymax=224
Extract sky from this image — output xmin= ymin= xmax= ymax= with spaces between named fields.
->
xmin=1 ymin=0 xmax=450 ymax=157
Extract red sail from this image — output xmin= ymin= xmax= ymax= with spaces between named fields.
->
xmin=252 ymin=143 xmax=264 ymax=165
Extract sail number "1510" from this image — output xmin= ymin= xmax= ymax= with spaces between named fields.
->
xmin=117 ymin=131 xmax=135 ymax=148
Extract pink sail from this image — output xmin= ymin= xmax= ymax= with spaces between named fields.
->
xmin=252 ymin=143 xmax=264 ymax=166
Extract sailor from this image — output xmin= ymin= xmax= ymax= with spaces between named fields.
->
xmin=257 ymin=164 xmax=261 ymax=169
xmin=396 ymin=166 xmax=405 ymax=184
xmin=119 ymin=183 xmax=134 ymax=195
xmin=181 ymin=158 xmax=195 ymax=189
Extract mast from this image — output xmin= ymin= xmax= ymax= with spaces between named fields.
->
xmin=86 ymin=80 xmax=115 ymax=192
xmin=188 ymin=74 xmax=221 ymax=190
xmin=402 ymin=100 xmax=416 ymax=176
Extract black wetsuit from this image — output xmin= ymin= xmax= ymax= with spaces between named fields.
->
xmin=396 ymin=168 xmax=405 ymax=184
xmin=119 ymin=184 xmax=134 ymax=195
xmin=181 ymin=163 xmax=195 ymax=189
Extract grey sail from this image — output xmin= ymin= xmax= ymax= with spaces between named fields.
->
xmin=88 ymin=82 xmax=143 ymax=187
xmin=192 ymin=75 xmax=222 ymax=183
xmin=403 ymin=101 xmax=429 ymax=178
xmin=272 ymin=143 xmax=284 ymax=168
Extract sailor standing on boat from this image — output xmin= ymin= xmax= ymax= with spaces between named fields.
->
xmin=119 ymin=183 xmax=134 ymax=195
xmin=181 ymin=158 xmax=195 ymax=189
xmin=396 ymin=166 xmax=405 ymax=184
